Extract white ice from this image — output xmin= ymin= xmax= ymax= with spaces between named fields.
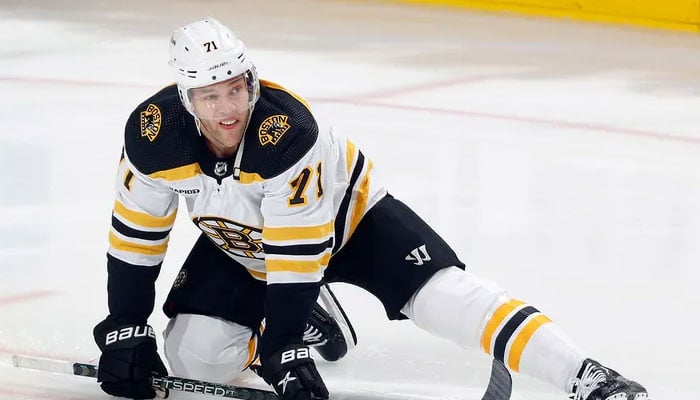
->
xmin=1 ymin=1 xmax=699 ymax=399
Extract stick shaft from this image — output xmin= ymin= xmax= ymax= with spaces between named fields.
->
xmin=13 ymin=354 xmax=279 ymax=400
xmin=481 ymin=359 xmax=512 ymax=400
xmin=13 ymin=354 xmax=511 ymax=399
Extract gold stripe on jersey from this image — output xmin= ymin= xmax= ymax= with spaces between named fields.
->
xmin=238 ymin=171 xmax=265 ymax=184
xmin=147 ymin=163 xmax=202 ymax=182
xmin=246 ymin=268 xmax=267 ymax=280
xmin=332 ymin=147 xmax=369 ymax=253
xmin=348 ymin=160 xmax=373 ymax=238
xmin=266 ymin=252 xmax=331 ymax=273
xmin=507 ymin=314 xmax=552 ymax=372
xmin=108 ymin=231 xmax=169 ymax=256
xmin=262 ymin=221 xmax=334 ymax=241
xmin=244 ymin=333 xmax=259 ymax=369
xmin=113 ymin=201 xmax=177 ymax=229
xmin=480 ymin=299 xmax=525 ymax=354
xmin=345 ymin=139 xmax=356 ymax=176
xmin=260 ymin=80 xmax=311 ymax=112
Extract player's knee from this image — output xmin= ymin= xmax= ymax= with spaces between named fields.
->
xmin=402 ymin=266 xmax=508 ymax=346
xmin=163 ymin=314 xmax=255 ymax=383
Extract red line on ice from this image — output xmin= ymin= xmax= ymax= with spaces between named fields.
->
xmin=0 ymin=75 xmax=152 ymax=89
xmin=315 ymin=98 xmax=700 ymax=145
xmin=0 ymin=290 xmax=59 ymax=307
xmin=0 ymin=388 xmax=79 ymax=399
xmin=0 ymin=75 xmax=696 ymax=144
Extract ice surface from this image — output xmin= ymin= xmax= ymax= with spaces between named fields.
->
xmin=1 ymin=1 xmax=699 ymax=399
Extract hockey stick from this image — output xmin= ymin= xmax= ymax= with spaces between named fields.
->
xmin=13 ymin=354 xmax=510 ymax=400
xmin=12 ymin=354 xmax=279 ymax=400
xmin=481 ymin=359 xmax=512 ymax=400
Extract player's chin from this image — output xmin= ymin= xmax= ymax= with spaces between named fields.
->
xmin=220 ymin=129 xmax=244 ymax=145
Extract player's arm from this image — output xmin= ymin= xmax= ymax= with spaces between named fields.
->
xmin=94 ymin=152 xmax=178 ymax=399
xmin=257 ymin=140 xmax=335 ymax=400
xmin=106 ymin=152 xmax=178 ymax=321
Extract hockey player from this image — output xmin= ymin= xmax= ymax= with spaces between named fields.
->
xmin=93 ymin=17 xmax=650 ymax=400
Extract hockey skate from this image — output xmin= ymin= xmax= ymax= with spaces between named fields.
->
xmin=303 ymin=283 xmax=358 ymax=362
xmin=569 ymin=358 xmax=649 ymax=400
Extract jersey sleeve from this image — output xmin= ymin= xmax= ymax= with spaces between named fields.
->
xmin=260 ymin=135 xmax=335 ymax=285
xmin=105 ymin=152 xmax=179 ymax=322
xmin=258 ymin=131 xmax=337 ymax=358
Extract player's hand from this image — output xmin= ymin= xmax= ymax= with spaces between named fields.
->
xmin=260 ymin=344 xmax=329 ymax=400
xmin=93 ymin=317 xmax=168 ymax=399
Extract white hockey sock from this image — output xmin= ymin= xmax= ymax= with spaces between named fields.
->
xmin=402 ymin=267 xmax=585 ymax=392
xmin=516 ymin=322 xmax=585 ymax=391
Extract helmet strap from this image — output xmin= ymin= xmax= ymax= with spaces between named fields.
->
xmin=194 ymin=117 xmax=203 ymax=136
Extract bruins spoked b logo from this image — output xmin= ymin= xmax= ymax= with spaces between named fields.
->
xmin=259 ymin=114 xmax=290 ymax=146
xmin=140 ymin=104 xmax=162 ymax=142
xmin=195 ymin=216 xmax=263 ymax=258
xmin=172 ymin=269 xmax=187 ymax=289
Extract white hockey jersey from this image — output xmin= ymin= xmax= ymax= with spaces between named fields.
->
xmin=107 ymin=80 xmax=386 ymax=317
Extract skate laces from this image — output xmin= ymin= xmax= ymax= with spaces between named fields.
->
xmin=568 ymin=361 xmax=610 ymax=400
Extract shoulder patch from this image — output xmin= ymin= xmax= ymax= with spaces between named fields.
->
xmin=240 ymin=83 xmax=318 ymax=180
xmin=140 ymin=104 xmax=162 ymax=142
xmin=259 ymin=114 xmax=291 ymax=146
xmin=124 ymin=85 xmax=202 ymax=175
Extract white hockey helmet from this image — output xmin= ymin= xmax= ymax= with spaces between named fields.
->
xmin=168 ymin=17 xmax=260 ymax=118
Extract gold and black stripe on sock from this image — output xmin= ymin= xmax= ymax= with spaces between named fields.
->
xmin=480 ymin=299 xmax=552 ymax=372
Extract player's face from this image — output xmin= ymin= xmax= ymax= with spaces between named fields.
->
xmin=189 ymin=76 xmax=251 ymax=157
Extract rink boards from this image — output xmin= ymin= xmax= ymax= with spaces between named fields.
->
xmin=391 ymin=0 xmax=700 ymax=31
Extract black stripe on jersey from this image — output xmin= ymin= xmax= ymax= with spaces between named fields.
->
xmin=264 ymin=238 xmax=333 ymax=256
xmin=111 ymin=215 xmax=170 ymax=241
xmin=123 ymin=170 xmax=135 ymax=191
xmin=493 ymin=306 xmax=539 ymax=363
xmin=332 ymin=151 xmax=366 ymax=253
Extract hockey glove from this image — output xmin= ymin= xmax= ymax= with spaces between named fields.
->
xmin=93 ymin=317 xmax=168 ymax=399
xmin=260 ymin=344 xmax=329 ymax=400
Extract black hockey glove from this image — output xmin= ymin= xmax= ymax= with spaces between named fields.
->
xmin=260 ymin=344 xmax=329 ymax=400
xmin=93 ymin=317 xmax=168 ymax=399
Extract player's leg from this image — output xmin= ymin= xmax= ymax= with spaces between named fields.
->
xmin=161 ymin=234 xmax=266 ymax=383
xmin=162 ymin=234 xmax=355 ymax=383
xmin=402 ymin=267 xmax=648 ymax=399
xmin=163 ymin=313 xmax=259 ymax=383
xmin=328 ymin=194 xmax=648 ymax=400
